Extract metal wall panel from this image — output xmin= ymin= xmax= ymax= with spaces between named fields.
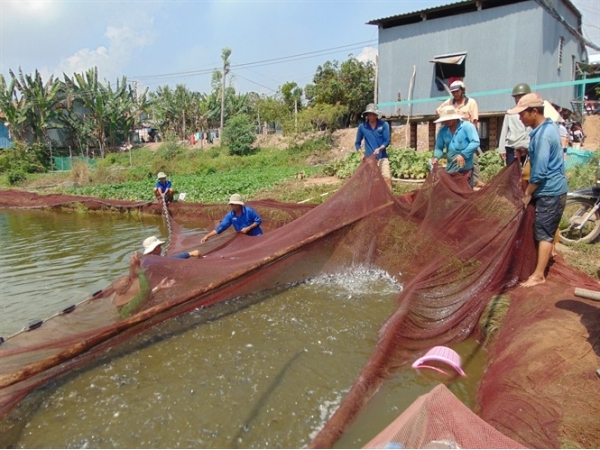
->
xmin=376 ymin=0 xmax=586 ymax=117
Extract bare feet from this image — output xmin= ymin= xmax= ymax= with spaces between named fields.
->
xmin=520 ymin=275 xmax=546 ymax=288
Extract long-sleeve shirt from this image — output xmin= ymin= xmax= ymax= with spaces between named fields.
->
xmin=215 ymin=206 xmax=263 ymax=236
xmin=434 ymin=120 xmax=480 ymax=173
xmin=498 ymin=114 xmax=530 ymax=154
xmin=171 ymin=252 xmax=194 ymax=259
xmin=155 ymin=180 xmax=172 ymax=193
xmin=355 ymin=119 xmax=390 ymax=159
xmin=437 ymin=97 xmax=479 ymax=124
xmin=529 ymin=119 xmax=568 ymax=198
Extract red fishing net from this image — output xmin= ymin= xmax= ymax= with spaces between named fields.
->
xmin=363 ymin=384 xmax=525 ymax=449
xmin=1 ymin=157 xmax=599 ymax=448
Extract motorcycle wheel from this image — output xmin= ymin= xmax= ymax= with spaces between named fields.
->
xmin=559 ymin=199 xmax=600 ymax=244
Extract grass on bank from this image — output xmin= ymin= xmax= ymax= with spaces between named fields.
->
xmin=2 ymin=139 xmax=599 ymax=279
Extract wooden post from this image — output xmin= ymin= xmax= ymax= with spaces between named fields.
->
xmin=488 ymin=116 xmax=499 ymax=150
xmin=428 ymin=120 xmax=436 ymax=151
xmin=410 ymin=122 xmax=417 ymax=150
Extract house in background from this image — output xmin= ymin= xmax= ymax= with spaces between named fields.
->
xmin=0 ymin=112 xmax=14 ymax=149
xmin=368 ymin=0 xmax=590 ymax=150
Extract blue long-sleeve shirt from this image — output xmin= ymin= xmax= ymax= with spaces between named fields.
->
xmin=528 ymin=119 xmax=568 ymax=198
xmin=355 ymin=119 xmax=390 ymax=159
xmin=215 ymin=206 xmax=263 ymax=236
xmin=171 ymin=252 xmax=194 ymax=259
xmin=434 ymin=120 xmax=480 ymax=173
xmin=155 ymin=180 xmax=172 ymax=193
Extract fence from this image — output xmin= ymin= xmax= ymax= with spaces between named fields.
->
xmin=53 ymin=156 xmax=97 ymax=171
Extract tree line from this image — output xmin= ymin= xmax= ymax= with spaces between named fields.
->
xmin=0 ymin=48 xmax=375 ymax=164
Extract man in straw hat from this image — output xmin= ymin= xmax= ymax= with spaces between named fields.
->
xmin=355 ymin=103 xmax=392 ymax=190
xmin=437 ymin=80 xmax=484 ymax=188
xmin=154 ymin=171 xmax=174 ymax=203
xmin=507 ymin=93 xmax=568 ymax=288
xmin=200 ymin=193 xmax=263 ymax=244
xmin=431 ymin=105 xmax=480 ymax=187
xmin=111 ymin=237 xmax=201 ymax=316
xmin=141 ymin=236 xmax=201 ymax=258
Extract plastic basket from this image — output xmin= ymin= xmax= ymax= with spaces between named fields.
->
xmin=565 ymin=148 xmax=594 ymax=170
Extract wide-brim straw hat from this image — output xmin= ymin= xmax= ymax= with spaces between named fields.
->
xmin=362 ymin=103 xmax=381 ymax=117
xmin=434 ymin=105 xmax=463 ymax=123
xmin=142 ymin=235 xmax=165 ymax=255
xmin=157 ymin=172 xmax=167 ymax=179
xmin=228 ymin=193 xmax=244 ymax=205
xmin=112 ymin=275 xmax=135 ymax=307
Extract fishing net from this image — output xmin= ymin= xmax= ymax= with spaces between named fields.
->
xmin=1 ymin=157 xmax=599 ymax=448
xmin=363 ymin=384 xmax=525 ymax=449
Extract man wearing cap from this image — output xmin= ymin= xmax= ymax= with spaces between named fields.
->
xmin=431 ymin=105 xmax=480 ymax=186
xmin=355 ymin=103 xmax=392 ymax=190
xmin=507 ymin=93 xmax=568 ymax=288
xmin=154 ymin=172 xmax=174 ymax=203
xmin=200 ymin=193 xmax=263 ymax=244
xmin=142 ymin=236 xmax=201 ymax=258
xmin=498 ymin=83 xmax=532 ymax=166
xmin=436 ymin=81 xmax=484 ymax=187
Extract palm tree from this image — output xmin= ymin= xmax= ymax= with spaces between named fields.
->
xmin=0 ymin=74 xmax=28 ymax=142
xmin=11 ymin=68 xmax=62 ymax=147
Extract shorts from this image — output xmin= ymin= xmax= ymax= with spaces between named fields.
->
xmin=378 ymin=158 xmax=391 ymax=179
xmin=533 ymin=194 xmax=567 ymax=242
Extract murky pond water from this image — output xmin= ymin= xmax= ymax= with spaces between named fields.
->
xmin=0 ymin=210 xmax=487 ymax=448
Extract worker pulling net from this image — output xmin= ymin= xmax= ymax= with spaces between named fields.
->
xmin=1 ymin=157 xmax=592 ymax=447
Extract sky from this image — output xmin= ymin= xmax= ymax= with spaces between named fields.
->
xmin=1 ymin=0 xmax=599 ymax=97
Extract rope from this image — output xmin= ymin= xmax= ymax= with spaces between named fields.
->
xmin=161 ymin=196 xmax=173 ymax=255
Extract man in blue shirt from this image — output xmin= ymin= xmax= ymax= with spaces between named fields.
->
xmin=431 ymin=105 xmax=480 ymax=187
xmin=201 ymin=193 xmax=263 ymax=243
xmin=355 ymin=103 xmax=392 ymax=190
xmin=142 ymin=235 xmax=201 ymax=258
xmin=154 ymin=172 xmax=174 ymax=203
xmin=508 ymin=93 xmax=568 ymax=288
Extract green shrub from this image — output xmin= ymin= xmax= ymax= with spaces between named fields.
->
xmin=566 ymin=150 xmax=600 ymax=190
xmin=126 ymin=166 xmax=154 ymax=182
xmin=478 ymin=150 xmax=504 ymax=182
xmin=157 ymin=141 xmax=183 ymax=160
xmin=222 ymin=115 xmax=257 ymax=156
xmin=6 ymin=169 xmax=27 ymax=185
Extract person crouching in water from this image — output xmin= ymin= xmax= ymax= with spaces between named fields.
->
xmin=201 ymin=194 xmax=263 ymax=244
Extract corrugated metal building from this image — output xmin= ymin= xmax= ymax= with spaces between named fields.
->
xmin=368 ymin=0 xmax=589 ymax=149
xmin=0 ymin=113 xmax=13 ymax=149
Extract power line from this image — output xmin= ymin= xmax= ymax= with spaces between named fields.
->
xmin=129 ymin=39 xmax=377 ymax=82
xmin=229 ymin=72 xmax=277 ymax=93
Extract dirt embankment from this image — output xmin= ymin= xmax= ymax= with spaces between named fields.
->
xmin=582 ymin=115 xmax=600 ymax=150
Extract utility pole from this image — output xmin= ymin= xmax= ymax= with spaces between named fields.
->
xmin=374 ymin=55 xmax=379 ymax=104
xmin=219 ymin=48 xmax=231 ymax=137
xmin=294 ymin=99 xmax=298 ymax=133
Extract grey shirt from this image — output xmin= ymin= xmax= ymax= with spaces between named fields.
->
xmin=498 ymin=114 xmax=530 ymax=154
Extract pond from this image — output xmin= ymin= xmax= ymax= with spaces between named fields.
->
xmin=0 ymin=210 xmax=487 ymax=448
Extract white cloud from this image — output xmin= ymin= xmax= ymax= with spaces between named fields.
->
xmin=2 ymin=0 xmax=60 ymax=21
xmin=54 ymin=24 xmax=154 ymax=81
xmin=356 ymin=46 xmax=378 ymax=64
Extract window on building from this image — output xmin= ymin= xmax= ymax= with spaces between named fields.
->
xmin=571 ymin=55 xmax=576 ymax=80
xmin=558 ymin=36 xmax=564 ymax=70
xmin=430 ymin=52 xmax=467 ymax=90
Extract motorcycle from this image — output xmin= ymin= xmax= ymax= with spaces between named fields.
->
xmin=559 ymin=184 xmax=600 ymax=244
